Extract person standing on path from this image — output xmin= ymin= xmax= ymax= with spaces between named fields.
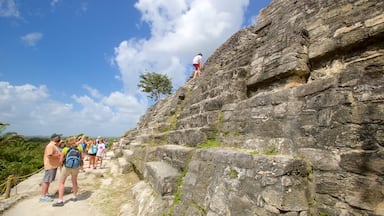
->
xmin=87 ymin=139 xmax=97 ymax=169
xmin=39 ymin=133 xmax=62 ymax=202
xmin=52 ymin=135 xmax=84 ymax=207
xmin=96 ymin=138 xmax=106 ymax=169
xmin=192 ymin=53 xmax=203 ymax=78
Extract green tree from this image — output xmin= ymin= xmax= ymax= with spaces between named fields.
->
xmin=138 ymin=72 xmax=173 ymax=101
xmin=0 ymin=123 xmax=46 ymax=185
xmin=0 ymin=123 xmax=24 ymax=147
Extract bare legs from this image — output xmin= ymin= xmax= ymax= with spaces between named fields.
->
xmin=57 ymin=176 xmax=66 ymax=201
xmin=56 ymin=172 xmax=78 ymax=202
xmin=193 ymin=69 xmax=201 ymax=78
xmin=96 ymin=156 xmax=103 ymax=168
xmin=41 ymin=182 xmax=50 ymax=197
xmin=71 ymin=174 xmax=78 ymax=197
xmin=88 ymin=155 xmax=96 ymax=168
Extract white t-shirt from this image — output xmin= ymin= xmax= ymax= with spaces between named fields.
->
xmin=96 ymin=143 xmax=106 ymax=157
xmin=193 ymin=55 xmax=202 ymax=64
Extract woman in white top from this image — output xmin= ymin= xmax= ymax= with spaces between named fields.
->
xmin=96 ymin=139 xmax=106 ymax=168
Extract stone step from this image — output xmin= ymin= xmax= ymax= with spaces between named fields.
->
xmin=112 ymin=148 xmax=123 ymax=158
xmin=131 ymin=181 xmax=173 ymax=216
xmin=117 ymin=157 xmax=132 ymax=174
xmin=134 ymin=134 xmax=168 ymax=145
xmin=106 ymin=150 xmax=118 ymax=159
xmin=122 ymin=149 xmax=134 ymax=158
xmin=131 ymin=126 xmax=213 ymax=147
xmin=167 ymin=127 xmax=214 ymax=146
xmin=144 ymin=161 xmax=180 ymax=196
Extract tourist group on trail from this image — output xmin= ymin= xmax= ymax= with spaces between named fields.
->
xmin=39 ymin=133 xmax=108 ymax=207
xmin=38 ymin=52 xmax=204 ymax=207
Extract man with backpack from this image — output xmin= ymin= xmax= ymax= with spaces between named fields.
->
xmin=52 ymin=135 xmax=84 ymax=207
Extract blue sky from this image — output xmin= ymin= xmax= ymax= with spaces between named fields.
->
xmin=0 ymin=0 xmax=271 ymax=137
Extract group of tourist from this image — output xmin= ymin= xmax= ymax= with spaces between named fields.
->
xmin=39 ymin=133 xmax=107 ymax=207
xmin=38 ymin=51 xmax=204 ymax=207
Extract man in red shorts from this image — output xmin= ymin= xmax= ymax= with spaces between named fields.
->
xmin=192 ymin=53 xmax=203 ymax=78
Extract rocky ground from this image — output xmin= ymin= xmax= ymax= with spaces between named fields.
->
xmin=0 ymin=151 xmax=140 ymax=216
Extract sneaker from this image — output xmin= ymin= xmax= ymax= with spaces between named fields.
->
xmin=71 ymin=197 xmax=78 ymax=202
xmin=39 ymin=196 xmax=53 ymax=202
xmin=52 ymin=201 xmax=64 ymax=207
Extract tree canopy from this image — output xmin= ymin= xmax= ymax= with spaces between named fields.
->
xmin=138 ymin=72 xmax=173 ymax=101
xmin=0 ymin=123 xmax=46 ymax=185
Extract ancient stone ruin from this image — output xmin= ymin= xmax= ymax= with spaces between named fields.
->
xmin=115 ymin=0 xmax=384 ymax=215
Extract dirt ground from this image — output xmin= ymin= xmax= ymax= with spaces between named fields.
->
xmin=1 ymin=152 xmax=140 ymax=216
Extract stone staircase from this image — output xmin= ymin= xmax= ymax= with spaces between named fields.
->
xmin=112 ymin=144 xmax=195 ymax=215
xmin=111 ymin=143 xmax=313 ymax=216
xmin=112 ymin=0 xmax=384 ymax=215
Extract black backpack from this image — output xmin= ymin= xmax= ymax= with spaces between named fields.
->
xmin=65 ymin=147 xmax=81 ymax=168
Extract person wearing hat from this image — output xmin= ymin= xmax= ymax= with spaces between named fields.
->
xmin=192 ymin=53 xmax=203 ymax=78
xmin=57 ymin=139 xmax=66 ymax=151
xmin=52 ymin=135 xmax=85 ymax=207
xmin=39 ymin=133 xmax=62 ymax=202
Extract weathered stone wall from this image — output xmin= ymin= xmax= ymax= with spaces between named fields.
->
xmin=119 ymin=0 xmax=384 ymax=215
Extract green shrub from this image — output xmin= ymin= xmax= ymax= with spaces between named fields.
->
xmin=263 ymin=146 xmax=277 ymax=155
xmin=199 ymin=139 xmax=221 ymax=148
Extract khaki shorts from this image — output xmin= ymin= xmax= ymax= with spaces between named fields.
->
xmin=60 ymin=166 xmax=79 ymax=178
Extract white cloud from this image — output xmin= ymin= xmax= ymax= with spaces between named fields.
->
xmin=2 ymin=0 xmax=255 ymax=138
xmin=83 ymin=84 xmax=103 ymax=99
xmin=0 ymin=0 xmax=20 ymax=17
xmin=75 ymin=2 xmax=88 ymax=15
xmin=50 ymin=0 xmax=60 ymax=8
xmin=80 ymin=3 xmax=88 ymax=13
xmin=21 ymin=32 xmax=43 ymax=47
xmin=0 ymin=81 xmax=146 ymax=137
xmin=114 ymin=0 xmax=250 ymax=94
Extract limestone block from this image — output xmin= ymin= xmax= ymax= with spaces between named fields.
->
xmin=118 ymin=157 xmax=132 ymax=174
xmin=298 ymin=148 xmax=340 ymax=171
xmin=144 ymin=161 xmax=180 ymax=196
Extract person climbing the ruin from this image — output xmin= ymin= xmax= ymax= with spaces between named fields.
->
xmin=192 ymin=53 xmax=203 ymax=78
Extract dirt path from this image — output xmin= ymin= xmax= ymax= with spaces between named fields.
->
xmin=2 ymin=152 xmax=139 ymax=216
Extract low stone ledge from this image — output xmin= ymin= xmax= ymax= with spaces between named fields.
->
xmin=131 ymin=181 xmax=169 ymax=216
xmin=118 ymin=157 xmax=132 ymax=174
xmin=155 ymin=145 xmax=195 ymax=171
xmin=122 ymin=149 xmax=134 ymax=159
xmin=144 ymin=161 xmax=180 ymax=196
xmin=111 ymin=148 xmax=123 ymax=158
xmin=180 ymin=148 xmax=311 ymax=215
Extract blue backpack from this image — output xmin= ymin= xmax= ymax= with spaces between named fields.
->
xmin=65 ymin=147 xmax=81 ymax=168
